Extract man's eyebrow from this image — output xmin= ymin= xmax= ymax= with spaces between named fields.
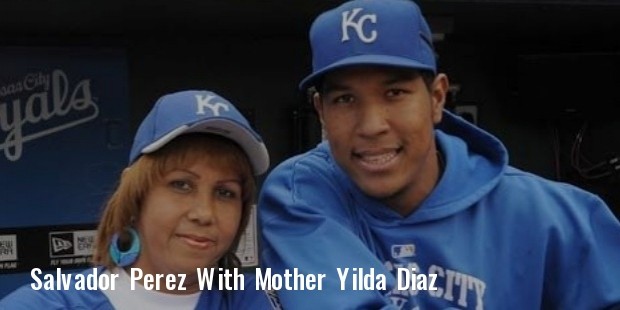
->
xmin=321 ymin=81 xmax=349 ymax=94
xmin=383 ymin=71 xmax=418 ymax=85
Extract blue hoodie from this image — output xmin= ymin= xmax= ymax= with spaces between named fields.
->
xmin=258 ymin=111 xmax=620 ymax=310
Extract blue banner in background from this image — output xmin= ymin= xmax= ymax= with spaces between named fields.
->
xmin=0 ymin=47 xmax=130 ymax=297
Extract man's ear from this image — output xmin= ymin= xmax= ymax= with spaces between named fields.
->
xmin=431 ymin=73 xmax=449 ymax=124
xmin=312 ymin=91 xmax=325 ymax=127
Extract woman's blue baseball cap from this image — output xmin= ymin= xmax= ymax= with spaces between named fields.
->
xmin=129 ymin=90 xmax=270 ymax=175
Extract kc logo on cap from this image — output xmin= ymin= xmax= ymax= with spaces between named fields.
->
xmin=196 ymin=94 xmax=230 ymax=117
xmin=341 ymin=8 xmax=377 ymax=43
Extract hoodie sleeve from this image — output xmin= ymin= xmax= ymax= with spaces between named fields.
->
xmin=543 ymin=191 xmax=620 ymax=309
xmin=258 ymin=155 xmax=398 ymax=310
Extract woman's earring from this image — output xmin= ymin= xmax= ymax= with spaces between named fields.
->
xmin=109 ymin=228 xmax=140 ymax=267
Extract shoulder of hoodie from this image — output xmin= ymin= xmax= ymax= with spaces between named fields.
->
xmin=259 ymin=142 xmax=358 ymax=222
xmin=263 ymin=142 xmax=339 ymax=187
xmin=499 ymin=165 xmax=609 ymax=217
xmin=503 ymin=166 xmax=600 ymax=198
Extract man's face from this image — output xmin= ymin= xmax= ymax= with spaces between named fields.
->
xmin=314 ymin=66 xmax=447 ymax=214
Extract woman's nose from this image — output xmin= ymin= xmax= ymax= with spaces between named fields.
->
xmin=186 ymin=196 xmax=215 ymax=225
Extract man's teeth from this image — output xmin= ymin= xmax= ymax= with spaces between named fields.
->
xmin=360 ymin=152 xmax=396 ymax=164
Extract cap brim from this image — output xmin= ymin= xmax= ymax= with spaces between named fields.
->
xmin=299 ymin=54 xmax=436 ymax=90
xmin=141 ymin=118 xmax=270 ymax=175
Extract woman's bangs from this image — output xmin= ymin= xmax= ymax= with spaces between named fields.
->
xmin=156 ymin=134 xmax=251 ymax=178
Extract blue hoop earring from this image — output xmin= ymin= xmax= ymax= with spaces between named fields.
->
xmin=109 ymin=228 xmax=140 ymax=267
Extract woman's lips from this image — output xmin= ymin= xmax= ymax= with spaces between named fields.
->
xmin=177 ymin=234 xmax=215 ymax=249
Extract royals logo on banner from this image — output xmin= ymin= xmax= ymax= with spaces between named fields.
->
xmin=0 ymin=47 xmax=130 ymax=297
xmin=0 ymin=69 xmax=100 ymax=162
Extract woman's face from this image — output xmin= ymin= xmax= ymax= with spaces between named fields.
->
xmin=133 ymin=156 xmax=243 ymax=284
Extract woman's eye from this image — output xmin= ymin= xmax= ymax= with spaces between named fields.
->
xmin=170 ymin=180 xmax=192 ymax=192
xmin=215 ymin=187 xmax=238 ymax=199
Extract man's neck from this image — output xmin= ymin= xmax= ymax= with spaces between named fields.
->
xmin=385 ymin=148 xmax=444 ymax=217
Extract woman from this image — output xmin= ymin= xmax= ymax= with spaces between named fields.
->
xmin=1 ymin=90 xmax=273 ymax=309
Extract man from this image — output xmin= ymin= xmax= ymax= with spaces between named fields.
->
xmin=258 ymin=0 xmax=620 ymax=309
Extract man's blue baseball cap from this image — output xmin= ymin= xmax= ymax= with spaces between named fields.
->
xmin=129 ymin=90 xmax=270 ymax=175
xmin=299 ymin=0 xmax=436 ymax=90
